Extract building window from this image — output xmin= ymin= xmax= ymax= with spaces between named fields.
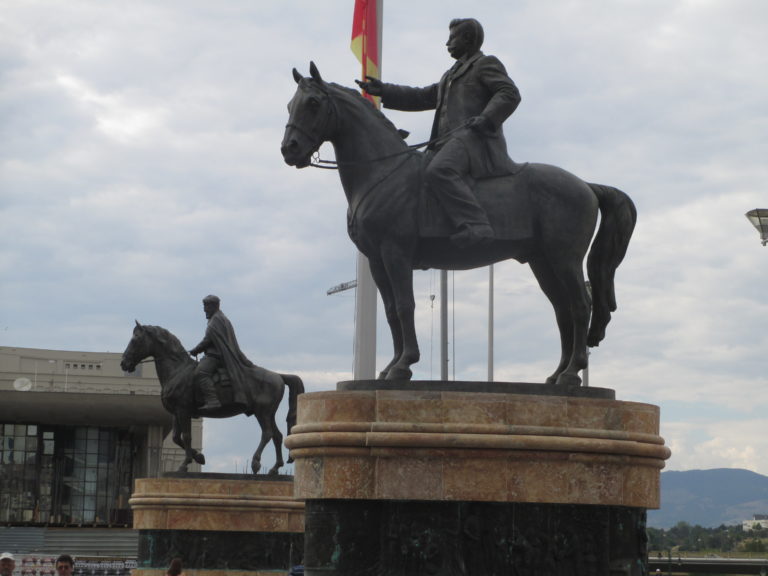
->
xmin=0 ymin=423 xmax=46 ymax=522
xmin=0 ymin=424 xmax=135 ymax=525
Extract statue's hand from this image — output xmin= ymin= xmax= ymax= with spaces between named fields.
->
xmin=355 ymin=76 xmax=383 ymax=97
xmin=467 ymin=115 xmax=494 ymax=134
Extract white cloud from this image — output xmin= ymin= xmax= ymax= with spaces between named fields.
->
xmin=2 ymin=0 xmax=768 ymax=475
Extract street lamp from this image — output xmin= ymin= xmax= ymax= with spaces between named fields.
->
xmin=745 ymin=209 xmax=768 ymax=246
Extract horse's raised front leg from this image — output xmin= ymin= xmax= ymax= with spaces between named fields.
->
xmin=368 ymin=256 xmax=403 ymax=379
xmin=380 ymin=245 xmax=420 ymax=380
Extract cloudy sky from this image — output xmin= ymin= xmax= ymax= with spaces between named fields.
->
xmin=2 ymin=1 xmax=767 ymax=477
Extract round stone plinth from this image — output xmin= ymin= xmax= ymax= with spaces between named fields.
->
xmin=285 ymin=383 xmax=670 ymax=508
xmin=130 ymin=473 xmax=303 ymax=576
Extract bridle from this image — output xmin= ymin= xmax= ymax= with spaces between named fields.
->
xmin=124 ymin=329 xmax=156 ymax=369
xmin=284 ymin=80 xmax=340 ymax=167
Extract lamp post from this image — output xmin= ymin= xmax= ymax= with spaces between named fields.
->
xmin=745 ymin=209 xmax=768 ymax=246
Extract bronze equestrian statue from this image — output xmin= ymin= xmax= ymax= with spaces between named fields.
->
xmin=120 ymin=308 xmax=304 ymax=474
xmin=281 ymin=55 xmax=636 ymax=386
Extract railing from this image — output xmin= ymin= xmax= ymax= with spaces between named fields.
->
xmin=648 ymin=556 xmax=768 ymax=575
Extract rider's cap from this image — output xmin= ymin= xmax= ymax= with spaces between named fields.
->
xmin=203 ymin=295 xmax=220 ymax=305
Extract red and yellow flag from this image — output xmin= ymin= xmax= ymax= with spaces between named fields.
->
xmin=351 ymin=0 xmax=382 ymax=106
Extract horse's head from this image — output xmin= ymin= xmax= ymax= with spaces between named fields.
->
xmin=120 ymin=321 xmax=155 ymax=373
xmin=281 ymin=62 xmax=336 ymax=168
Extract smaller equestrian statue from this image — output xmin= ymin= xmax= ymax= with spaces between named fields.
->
xmin=120 ymin=298 xmax=304 ymax=474
xmin=281 ymin=62 xmax=636 ymax=386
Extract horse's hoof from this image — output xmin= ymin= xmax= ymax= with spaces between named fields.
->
xmin=251 ymin=460 xmax=261 ymax=474
xmin=385 ymin=367 xmax=412 ymax=381
xmin=287 ymin=455 xmax=294 ymax=464
xmin=555 ymin=373 xmax=582 ymax=387
xmin=377 ymin=371 xmax=388 ymax=380
xmin=177 ymin=464 xmax=189 ymax=473
xmin=193 ymin=453 xmax=206 ymax=465
xmin=267 ymin=466 xmax=280 ymax=475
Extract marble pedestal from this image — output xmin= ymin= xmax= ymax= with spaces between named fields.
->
xmin=285 ymin=381 xmax=671 ymax=576
xmin=130 ymin=473 xmax=304 ymax=576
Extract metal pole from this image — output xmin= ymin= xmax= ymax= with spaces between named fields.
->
xmin=353 ymin=254 xmax=377 ymax=379
xmin=440 ymin=269 xmax=448 ymax=380
xmin=488 ymin=265 xmax=494 ymax=382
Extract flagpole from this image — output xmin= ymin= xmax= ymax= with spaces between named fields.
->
xmin=352 ymin=0 xmax=382 ymax=380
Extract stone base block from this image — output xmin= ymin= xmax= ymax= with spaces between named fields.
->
xmin=285 ymin=383 xmax=670 ymax=508
xmin=130 ymin=473 xmax=304 ymax=575
xmin=304 ymin=499 xmax=647 ymax=576
xmin=287 ymin=382 xmax=670 ymax=576
xmin=135 ymin=529 xmax=303 ymax=576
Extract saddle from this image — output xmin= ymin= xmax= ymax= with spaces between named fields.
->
xmin=418 ymin=161 xmax=533 ymax=241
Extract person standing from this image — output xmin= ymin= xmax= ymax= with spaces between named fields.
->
xmin=54 ymin=555 xmax=73 ymax=576
xmin=166 ymin=558 xmax=183 ymax=576
xmin=0 ymin=553 xmax=15 ymax=576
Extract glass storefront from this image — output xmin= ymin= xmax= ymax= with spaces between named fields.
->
xmin=0 ymin=423 xmax=136 ymax=525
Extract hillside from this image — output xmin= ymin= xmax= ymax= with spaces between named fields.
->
xmin=648 ymin=468 xmax=768 ymax=529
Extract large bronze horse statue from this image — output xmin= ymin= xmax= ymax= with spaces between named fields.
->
xmin=120 ymin=322 xmax=304 ymax=474
xmin=281 ymin=63 xmax=636 ymax=386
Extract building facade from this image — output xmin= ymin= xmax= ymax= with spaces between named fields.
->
xmin=743 ymin=514 xmax=768 ymax=532
xmin=0 ymin=346 xmax=202 ymax=531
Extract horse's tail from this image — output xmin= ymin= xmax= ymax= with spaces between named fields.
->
xmin=281 ymin=374 xmax=305 ymax=434
xmin=586 ymin=183 xmax=637 ymax=347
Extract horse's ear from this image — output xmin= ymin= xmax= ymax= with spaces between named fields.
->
xmin=309 ymin=61 xmax=323 ymax=84
xmin=292 ymin=67 xmax=303 ymax=84
xmin=135 ymin=320 xmax=142 ymax=327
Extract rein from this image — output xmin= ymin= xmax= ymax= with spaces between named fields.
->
xmin=309 ymin=122 xmax=472 ymax=170
xmin=288 ymin=82 xmax=470 ymax=223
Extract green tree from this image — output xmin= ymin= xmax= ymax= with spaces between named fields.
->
xmin=743 ymin=538 xmax=766 ymax=553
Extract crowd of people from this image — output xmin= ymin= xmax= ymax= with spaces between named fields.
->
xmin=1 ymin=555 xmax=303 ymax=576
xmin=1 ymin=554 xmax=76 ymax=576
xmin=0 ymin=555 xmax=176 ymax=576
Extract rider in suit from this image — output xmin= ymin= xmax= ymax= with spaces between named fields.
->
xmin=357 ymin=18 xmax=521 ymax=248
xmin=189 ymin=295 xmax=251 ymax=411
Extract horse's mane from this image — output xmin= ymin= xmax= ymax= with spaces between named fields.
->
xmin=142 ymin=324 xmax=187 ymax=356
xmin=325 ymin=81 xmax=406 ymax=141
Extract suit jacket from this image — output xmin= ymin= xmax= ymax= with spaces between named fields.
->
xmin=380 ymin=51 xmax=521 ymax=177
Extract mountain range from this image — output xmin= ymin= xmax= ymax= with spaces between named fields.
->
xmin=647 ymin=468 xmax=768 ymax=529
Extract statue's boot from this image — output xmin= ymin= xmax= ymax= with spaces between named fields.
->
xmin=198 ymin=378 xmax=222 ymax=411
